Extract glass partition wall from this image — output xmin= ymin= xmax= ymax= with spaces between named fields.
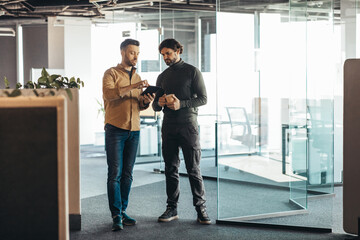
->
xmin=89 ymin=0 xmax=336 ymax=231
xmin=306 ymin=1 xmax=335 ymax=195
xmin=216 ymin=0 xmax=335 ymax=230
xmin=135 ymin=6 xmax=218 ymax=172
xmin=91 ymin=6 xmax=216 ymax=166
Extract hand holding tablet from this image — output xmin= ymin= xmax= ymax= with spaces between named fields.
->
xmin=141 ymin=86 xmax=163 ymax=96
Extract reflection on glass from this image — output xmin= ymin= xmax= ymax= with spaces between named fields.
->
xmin=217 ymin=0 xmax=334 ymax=231
xmin=86 ymin=0 xmax=336 ymax=230
xmin=90 ymin=8 xmax=217 ymax=165
xmin=217 ymin=6 xmax=306 ymax=221
xmin=306 ymin=2 xmax=335 ymax=194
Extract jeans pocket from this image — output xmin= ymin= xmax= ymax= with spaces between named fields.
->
xmin=105 ymin=123 xmax=115 ymax=132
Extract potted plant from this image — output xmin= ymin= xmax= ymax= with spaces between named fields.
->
xmin=1 ymin=68 xmax=84 ymax=230
xmin=2 ymin=67 xmax=84 ymax=100
xmin=94 ymin=98 xmax=106 ymax=147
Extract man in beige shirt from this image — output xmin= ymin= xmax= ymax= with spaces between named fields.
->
xmin=102 ymin=38 xmax=154 ymax=231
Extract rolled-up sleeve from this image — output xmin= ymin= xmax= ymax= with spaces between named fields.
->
xmin=103 ymin=69 xmax=120 ymax=101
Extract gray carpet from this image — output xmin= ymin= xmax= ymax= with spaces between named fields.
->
xmin=70 ymin=176 xmax=351 ymax=240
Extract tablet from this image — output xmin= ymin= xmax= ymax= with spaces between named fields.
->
xmin=141 ymin=86 xmax=162 ymax=96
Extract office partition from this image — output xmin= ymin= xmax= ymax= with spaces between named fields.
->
xmin=343 ymin=58 xmax=360 ymax=235
xmin=0 ymin=97 xmax=69 ymax=240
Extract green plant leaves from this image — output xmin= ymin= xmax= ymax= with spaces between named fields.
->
xmin=49 ymin=74 xmax=61 ymax=83
xmin=4 ymin=76 xmax=10 ymax=89
xmin=4 ymin=89 xmax=21 ymax=97
xmin=25 ymin=81 xmax=35 ymax=89
xmin=65 ymin=88 xmax=73 ymax=101
xmin=2 ymin=68 xmax=84 ymax=100
xmin=37 ymin=76 xmax=47 ymax=84
xmin=41 ymin=67 xmax=49 ymax=78
xmin=96 ymin=98 xmax=105 ymax=118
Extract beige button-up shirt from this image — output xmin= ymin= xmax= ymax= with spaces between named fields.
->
xmin=102 ymin=64 xmax=148 ymax=131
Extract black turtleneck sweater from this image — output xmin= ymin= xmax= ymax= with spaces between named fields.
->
xmin=152 ymin=59 xmax=207 ymax=124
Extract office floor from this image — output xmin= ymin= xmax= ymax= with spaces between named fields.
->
xmin=79 ymin=145 xmax=346 ymax=236
xmin=72 ymin=171 xmax=350 ymax=240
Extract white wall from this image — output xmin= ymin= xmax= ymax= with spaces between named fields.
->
xmin=91 ymin=22 xmax=137 ymax=135
xmin=64 ymin=18 xmax=94 ymax=145
xmin=48 ymin=17 xmax=64 ymax=69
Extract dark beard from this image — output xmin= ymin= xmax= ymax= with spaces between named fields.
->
xmin=165 ymin=57 xmax=177 ymax=66
xmin=125 ymin=58 xmax=136 ymax=67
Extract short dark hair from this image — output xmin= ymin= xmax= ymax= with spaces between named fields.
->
xmin=120 ymin=38 xmax=140 ymax=51
xmin=158 ymin=38 xmax=183 ymax=54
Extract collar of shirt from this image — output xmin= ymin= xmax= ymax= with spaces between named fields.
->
xmin=170 ymin=59 xmax=184 ymax=70
xmin=116 ymin=63 xmax=137 ymax=74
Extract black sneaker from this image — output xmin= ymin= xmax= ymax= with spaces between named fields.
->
xmin=158 ymin=207 xmax=179 ymax=222
xmin=197 ymin=207 xmax=211 ymax=225
xmin=112 ymin=215 xmax=123 ymax=231
xmin=122 ymin=211 xmax=136 ymax=226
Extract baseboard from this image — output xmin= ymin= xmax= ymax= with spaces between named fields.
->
xmin=216 ymin=219 xmax=332 ymax=233
xmin=69 ymin=214 xmax=81 ymax=231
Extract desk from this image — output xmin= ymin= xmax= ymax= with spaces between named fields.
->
xmin=282 ymin=124 xmax=307 ymax=175
xmin=282 ymin=124 xmax=289 ymax=174
xmin=139 ymin=117 xmax=161 ymax=156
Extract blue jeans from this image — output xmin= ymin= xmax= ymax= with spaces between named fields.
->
xmin=105 ymin=123 xmax=140 ymax=217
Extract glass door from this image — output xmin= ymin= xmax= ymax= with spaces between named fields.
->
xmin=217 ymin=0 xmax=335 ymax=230
xmin=216 ymin=0 xmax=308 ymax=222
xmin=216 ymin=10 xmax=261 ymax=220
xmin=287 ymin=0 xmax=308 ymax=210
xmin=305 ymin=0 xmax=335 ymax=195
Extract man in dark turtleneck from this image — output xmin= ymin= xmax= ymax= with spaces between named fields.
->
xmin=152 ymin=38 xmax=211 ymax=225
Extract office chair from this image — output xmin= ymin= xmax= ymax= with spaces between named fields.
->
xmin=226 ymin=107 xmax=255 ymax=153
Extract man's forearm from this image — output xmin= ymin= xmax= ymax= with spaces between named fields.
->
xmin=180 ymin=95 xmax=207 ymax=108
xmin=103 ymin=84 xmax=137 ymax=101
xmin=118 ymin=84 xmax=138 ymax=97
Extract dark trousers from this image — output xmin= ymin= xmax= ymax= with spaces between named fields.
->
xmin=161 ymin=122 xmax=206 ymax=209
